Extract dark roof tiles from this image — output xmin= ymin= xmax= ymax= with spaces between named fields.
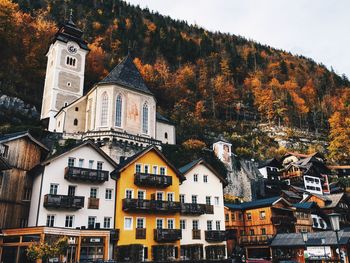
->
xmin=225 ymin=196 xmax=281 ymax=210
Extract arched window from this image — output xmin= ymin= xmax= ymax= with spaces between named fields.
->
xmin=164 ymin=132 xmax=168 ymax=139
xmin=73 ymin=119 xmax=78 ymax=126
xmin=142 ymin=103 xmax=149 ymax=134
xmin=101 ymin=92 xmax=108 ymax=126
xmin=115 ymin=95 xmax=122 ymax=127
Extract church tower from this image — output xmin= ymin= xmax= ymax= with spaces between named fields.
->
xmin=41 ymin=12 xmax=89 ymax=131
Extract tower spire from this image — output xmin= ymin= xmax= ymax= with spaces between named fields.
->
xmin=68 ymin=8 xmax=75 ymax=25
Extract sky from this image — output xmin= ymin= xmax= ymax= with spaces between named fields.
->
xmin=126 ymin=0 xmax=350 ymax=78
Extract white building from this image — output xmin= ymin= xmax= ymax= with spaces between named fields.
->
xmin=212 ymin=139 xmax=232 ymax=166
xmin=41 ymin=16 xmax=175 ymax=146
xmin=179 ymin=159 xmax=228 ymax=260
xmin=28 ymin=140 xmax=117 ymax=232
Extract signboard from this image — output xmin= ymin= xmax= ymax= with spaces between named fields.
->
xmin=306 ymin=246 xmax=331 ymax=259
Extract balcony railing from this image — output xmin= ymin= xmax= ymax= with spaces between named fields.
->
xmin=122 ymin=199 xmax=181 ymax=213
xmin=271 ymin=215 xmax=297 ymax=225
xmin=65 ymin=166 xmax=109 ymax=183
xmin=192 ymin=229 xmax=201 ymax=239
xmin=88 ymin=198 xmax=100 ymax=209
xmin=136 ymin=228 xmax=146 ymax=239
xmin=154 ymin=229 xmax=182 ymax=242
xmin=205 ymin=230 xmax=226 ymax=242
xmin=134 ymin=173 xmax=172 ymax=187
xmin=44 ymin=194 xmax=84 ymax=210
xmin=180 ymin=203 xmax=214 ymax=215
xmin=239 ymin=235 xmax=274 ymax=245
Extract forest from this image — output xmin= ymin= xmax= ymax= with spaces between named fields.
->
xmin=0 ymin=0 xmax=350 ymax=163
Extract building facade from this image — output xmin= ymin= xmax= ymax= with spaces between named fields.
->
xmin=179 ymin=159 xmax=228 ymax=260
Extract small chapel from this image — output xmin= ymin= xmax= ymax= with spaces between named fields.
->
xmin=40 ymin=14 xmax=175 ymax=147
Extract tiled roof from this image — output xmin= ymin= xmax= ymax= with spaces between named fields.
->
xmin=225 ymin=196 xmax=281 ymax=210
xmin=293 ymin=202 xmax=316 ymax=210
xmin=156 ymin=112 xmax=173 ymax=124
xmin=179 ymin=159 xmax=201 ymax=174
xmin=0 ymin=131 xmax=48 ymax=151
xmin=99 ymin=55 xmax=153 ymax=95
xmin=281 ymin=190 xmax=301 ymax=199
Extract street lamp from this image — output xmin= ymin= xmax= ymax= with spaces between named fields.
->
xmin=301 ymin=232 xmax=308 ymax=262
xmin=328 ymin=213 xmax=342 ymax=262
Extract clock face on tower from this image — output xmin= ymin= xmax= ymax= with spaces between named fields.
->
xmin=67 ymin=42 xmax=78 ymax=54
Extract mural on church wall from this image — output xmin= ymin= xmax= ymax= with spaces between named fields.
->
xmin=126 ymin=93 xmax=141 ymax=131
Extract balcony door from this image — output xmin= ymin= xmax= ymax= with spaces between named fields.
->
xmin=68 ymin=186 xmax=76 ymax=196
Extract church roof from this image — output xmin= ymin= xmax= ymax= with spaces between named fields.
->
xmin=99 ymin=55 xmax=153 ymax=95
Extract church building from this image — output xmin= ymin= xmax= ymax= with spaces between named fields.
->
xmin=41 ymin=15 xmax=175 ymax=147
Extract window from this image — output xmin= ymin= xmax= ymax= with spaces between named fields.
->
xmin=214 ymin=196 xmax=220 ymax=205
xmin=225 ymin=213 xmax=230 ymax=222
xmin=192 ymin=220 xmax=199 ymax=230
xmin=240 ymin=230 xmax=245 ymax=236
xmin=247 ymin=213 xmax=252 ymax=221
xmin=153 ymin=166 xmax=158 ymax=174
xmin=144 ymin=165 xmax=149 ymax=174
xmin=125 ymin=189 xmax=133 ymax=199
xmin=160 ymin=167 xmax=166 ymax=175
xmin=180 ymin=194 xmax=185 ymax=203
xmin=46 ymin=215 xmax=55 ymax=227
xmin=203 ymin=175 xmax=208 ymax=183
xmin=20 ymin=218 xmax=28 ymax=228
xmin=50 ymin=184 xmax=58 ymax=195
xmin=73 ymin=119 xmax=78 ymax=126
xmin=115 ymin=95 xmax=122 ymax=127
xmin=75 ymin=107 xmax=79 ymax=111
xmin=68 ymin=186 xmax=76 ymax=196
xmin=66 ymin=56 xmax=76 ymax=67
xmin=167 ymin=219 xmax=174 ymax=229
xmin=100 ymin=92 xmax=109 ymax=126
xmin=207 ymin=220 xmax=212 ymax=231
xmin=78 ymin=159 xmax=84 ymax=168
xmin=87 ymin=216 xmax=96 ymax=228
xmin=216 ymin=221 xmax=221 ymax=230
xmin=238 ymin=213 xmax=243 ymax=221
xmin=89 ymin=160 xmax=94 ymax=169
xmin=65 ymin=215 xmax=74 ymax=228
xmin=137 ymin=218 xmax=145 ymax=228
xmin=90 ymin=188 xmax=98 ymax=198
xmin=97 ymin=161 xmax=103 ymax=170
xmin=68 ymin=157 xmax=75 ymax=167
xmin=260 ymin=211 xmax=266 ymax=220
xmin=142 ymin=103 xmax=149 ymax=134
xmin=231 ymin=212 xmax=236 ymax=221
xmin=261 ymin=228 xmax=266 ymax=235
xmin=164 ymin=132 xmax=168 ymax=139
xmin=156 ymin=192 xmax=164 ymax=201
xmin=250 ymin=229 xmax=255 ymax=235
xmin=191 ymin=195 xmax=197 ymax=204
xmin=23 ymin=188 xmax=31 ymax=201
xmin=124 ymin=217 xmax=133 ymax=230
xmin=0 ymin=144 xmax=9 ymax=158
xmin=138 ymin=190 xmax=145 ymax=200
xmin=206 ymin=196 xmax=211 ymax=205
xmin=156 ymin=219 xmax=163 ymax=229
xmin=193 ymin=174 xmax=198 ymax=182
xmin=105 ymin=189 xmax=113 ymax=200
xmin=180 ymin=219 xmax=186 ymax=230
xmin=167 ymin=193 xmax=174 ymax=202
xmin=104 ymin=217 xmax=111 ymax=228
xmin=135 ymin=164 xmax=142 ymax=173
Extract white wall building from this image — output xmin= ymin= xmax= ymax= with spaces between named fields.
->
xmin=28 ymin=141 xmax=117 ymax=231
xmin=212 ymin=140 xmax=232 ymax=166
xmin=179 ymin=159 xmax=228 ymax=260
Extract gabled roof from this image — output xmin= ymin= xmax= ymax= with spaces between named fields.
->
xmin=179 ymin=158 xmax=228 ymax=186
xmin=98 ymin=55 xmax=153 ymax=95
xmin=42 ymin=140 xmax=117 ymax=167
xmin=293 ymin=201 xmax=317 ymax=210
xmin=303 ymin=193 xmax=345 ymax=208
xmin=113 ymin=145 xmax=185 ymax=182
xmin=281 ymin=190 xmax=302 ymax=199
xmin=0 ymin=131 xmax=49 ymax=151
xmin=225 ymin=196 xmax=289 ymax=210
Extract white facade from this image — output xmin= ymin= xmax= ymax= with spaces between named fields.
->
xmin=41 ymin=40 xmax=88 ymax=131
xmin=156 ymin=120 xmax=176 ymax=145
xmin=303 ymin=175 xmax=323 ymax=195
xmin=179 ymin=161 xmax=226 ymax=259
xmin=258 ymin=166 xmax=279 ymax=180
xmin=311 ymin=214 xmax=328 ymax=230
xmin=28 ymin=143 xmax=116 ymax=230
xmin=213 ymin=140 xmax=232 ymax=166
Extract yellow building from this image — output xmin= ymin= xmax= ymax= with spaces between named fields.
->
xmin=112 ymin=145 xmax=185 ymax=262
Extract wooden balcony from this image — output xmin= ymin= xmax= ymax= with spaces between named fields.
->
xmin=154 ymin=229 xmax=181 ymax=242
xmin=44 ymin=194 xmax=84 ymax=210
xmin=271 ymin=215 xmax=297 ymax=225
xmin=88 ymin=197 xmax=99 ymax=209
xmin=192 ymin=229 xmax=201 ymax=239
xmin=134 ymin=173 xmax=172 ymax=187
xmin=239 ymin=235 xmax=273 ymax=245
xmin=181 ymin=203 xmax=214 ymax=215
xmin=204 ymin=230 xmax=226 ymax=242
xmin=65 ymin=166 xmax=109 ymax=183
xmin=110 ymin=229 xmax=119 ymax=242
xmin=122 ymin=199 xmax=181 ymax=213
xmin=136 ymin=228 xmax=146 ymax=239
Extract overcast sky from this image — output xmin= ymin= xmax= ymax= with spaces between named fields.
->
xmin=126 ymin=0 xmax=350 ymax=78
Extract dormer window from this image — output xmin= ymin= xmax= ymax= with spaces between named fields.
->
xmin=66 ymin=56 xmax=77 ymax=68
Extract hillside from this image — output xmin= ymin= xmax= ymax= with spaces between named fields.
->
xmin=1 ymin=0 xmax=350 ymax=163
